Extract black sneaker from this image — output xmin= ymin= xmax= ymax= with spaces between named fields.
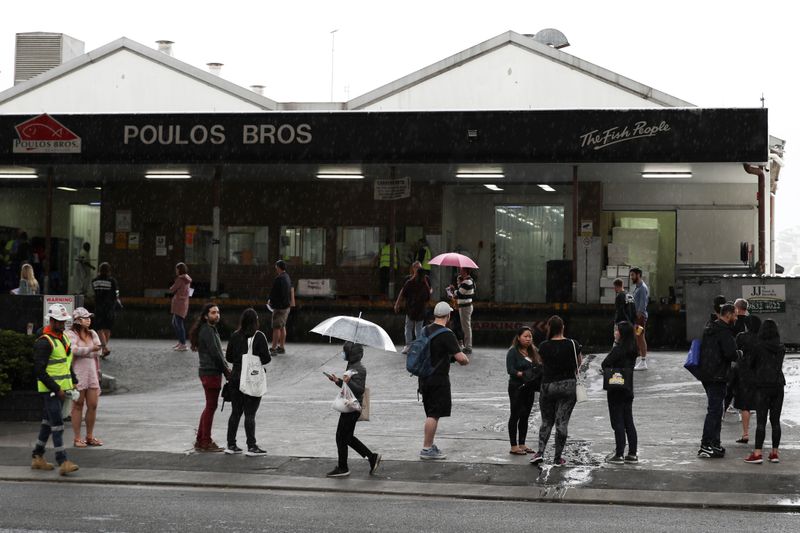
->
xmin=276 ymin=346 xmax=286 ymax=354
xmin=245 ymin=446 xmax=267 ymax=457
xmin=605 ymin=453 xmax=624 ymax=465
xmin=698 ymin=444 xmax=714 ymax=458
xmin=463 ymin=347 xmax=472 ymax=355
xmin=326 ymin=466 xmax=350 ymax=478
xmin=711 ymin=444 xmax=726 ymax=458
xmin=225 ymin=445 xmax=243 ymax=455
xmin=369 ymin=453 xmax=382 ymax=475
xmin=624 ymin=454 xmax=639 ymax=464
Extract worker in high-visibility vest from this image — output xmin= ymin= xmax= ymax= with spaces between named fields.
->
xmin=31 ymin=303 xmax=80 ymax=475
xmin=417 ymin=239 xmax=432 ymax=274
xmin=377 ymin=239 xmax=399 ymax=298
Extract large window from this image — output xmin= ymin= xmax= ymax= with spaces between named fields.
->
xmin=227 ymin=226 xmax=269 ymax=265
xmin=185 ymin=225 xmax=268 ymax=265
xmin=280 ymin=226 xmax=326 ymax=266
xmin=494 ymin=206 xmax=564 ymax=302
xmin=337 ymin=226 xmax=381 ymax=267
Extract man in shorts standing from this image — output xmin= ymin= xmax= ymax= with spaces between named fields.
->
xmin=418 ymin=301 xmax=470 ymax=460
xmin=630 ymin=267 xmax=650 ymax=370
xmin=268 ymin=260 xmax=292 ymax=355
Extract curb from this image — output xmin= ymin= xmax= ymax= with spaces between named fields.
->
xmin=2 ymin=466 xmax=799 ymax=512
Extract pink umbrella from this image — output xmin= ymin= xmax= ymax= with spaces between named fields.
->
xmin=428 ymin=252 xmax=479 ymax=269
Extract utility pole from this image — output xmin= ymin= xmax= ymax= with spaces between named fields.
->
xmin=330 ymin=29 xmax=338 ymax=101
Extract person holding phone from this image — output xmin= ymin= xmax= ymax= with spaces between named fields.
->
xmin=324 ymin=342 xmax=381 ymax=478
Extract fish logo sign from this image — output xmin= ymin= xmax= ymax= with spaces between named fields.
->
xmin=13 ymin=113 xmax=82 ymax=153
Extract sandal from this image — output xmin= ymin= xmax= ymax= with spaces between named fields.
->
xmin=736 ymin=436 xmax=749 ymax=444
xmin=73 ymin=438 xmax=87 ymax=448
xmin=509 ymin=447 xmax=527 ymax=455
xmin=86 ymin=436 xmax=104 ymax=446
xmin=521 ymin=447 xmax=535 ymax=454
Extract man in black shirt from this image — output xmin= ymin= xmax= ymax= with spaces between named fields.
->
xmin=613 ymin=278 xmax=637 ymax=325
xmin=418 ymin=301 xmax=469 ymax=460
xmin=267 ymin=260 xmax=292 ymax=355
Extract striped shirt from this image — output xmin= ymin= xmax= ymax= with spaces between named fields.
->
xmin=456 ymin=276 xmax=475 ymax=306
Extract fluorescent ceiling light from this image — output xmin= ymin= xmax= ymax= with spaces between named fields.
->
xmin=484 ymin=184 xmax=504 ymax=191
xmin=95 ymin=187 xmax=102 ymax=190
xmin=145 ymin=172 xmax=192 ymax=179
xmin=538 ymin=184 xmax=556 ymax=192
xmin=641 ymin=172 xmax=692 ymax=179
xmin=456 ymin=173 xmax=505 ymax=179
xmin=57 ymin=186 xmax=78 ymax=192
xmin=89 ymin=201 xmax=101 ymax=206
xmin=316 ymin=173 xmax=364 ymax=179
xmin=0 ymin=172 xmax=38 ymax=179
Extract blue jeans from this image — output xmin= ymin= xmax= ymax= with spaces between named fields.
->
xmin=172 ymin=314 xmax=186 ymax=344
xmin=404 ymin=316 xmax=423 ymax=345
xmin=33 ymin=393 xmax=68 ymax=465
xmin=702 ymin=381 xmax=726 ymax=446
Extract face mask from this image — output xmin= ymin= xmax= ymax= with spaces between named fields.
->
xmin=340 ymin=351 xmax=348 ymax=361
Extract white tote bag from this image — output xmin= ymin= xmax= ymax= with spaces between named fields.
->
xmin=572 ymin=339 xmax=588 ymax=403
xmin=332 ymin=382 xmax=362 ymax=413
xmin=239 ymin=333 xmax=268 ymax=397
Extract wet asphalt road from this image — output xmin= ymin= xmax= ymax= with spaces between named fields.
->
xmin=1 ymin=481 xmax=799 ymax=533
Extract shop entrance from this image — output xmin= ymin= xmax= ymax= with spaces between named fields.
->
xmin=68 ymin=204 xmax=100 ymax=295
xmin=494 ymin=205 xmax=565 ymax=303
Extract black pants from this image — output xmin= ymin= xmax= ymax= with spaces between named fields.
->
xmin=537 ymin=379 xmax=577 ymax=459
xmin=701 ymin=381 xmax=726 ymax=446
xmin=508 ymin=382 xmax=536 ymax=446
xmin=336 ymin=411 xmax=373 ymax=470
xmin=755 ymin=387 xmax=784 ymax=450
xmin=379 ymin=267 xmax=390 ymax=295
xmin=227 ymin=388 xmax=262 ymax=448
xmin=607 ymin=391 xmax=637 ymax=457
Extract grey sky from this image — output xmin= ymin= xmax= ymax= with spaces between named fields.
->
xmin=1 ymin=0 xmax=794 ymax=230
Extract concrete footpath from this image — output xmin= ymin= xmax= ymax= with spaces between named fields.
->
xmin=1 ymin=338 xmax=799 ymax=511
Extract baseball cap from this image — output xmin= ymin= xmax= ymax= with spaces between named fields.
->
xmin=433 ymin=301 xmax=453 ymax=317
xmin=46 ymin=304 xmax=70 ymax=322
xmin=72 ymin=307 xmax=94 ymax=319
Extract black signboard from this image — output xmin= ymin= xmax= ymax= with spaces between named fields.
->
xmin=1 ymin=108 xmax=767 ymax=165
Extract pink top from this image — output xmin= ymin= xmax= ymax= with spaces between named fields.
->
xmin=66 ymin=328 xmax=102 ymax=391
xmin=170 ymin=274 xmax=192 ymax=318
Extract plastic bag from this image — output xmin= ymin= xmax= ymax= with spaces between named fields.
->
xmin=332 ymin=381 xmax=362 ymax=413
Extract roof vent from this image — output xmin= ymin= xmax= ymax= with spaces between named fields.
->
xmin=14 ymin=32 xmax=85 ymax=85
xmin=156 ymin=40 xmax=174 ymax=56
xmin=250 ymin=85 xmax=266 ymax=95
xmin=530 ymin=28 xmax=570 ymax=49
xmin=207 ymin=62 xmax=223 ymax=76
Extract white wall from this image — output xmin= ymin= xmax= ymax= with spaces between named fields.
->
xmin=603 ymin=182 xmax=758 ymax=265
xmin=0 ymin=50 xmax=266 ymax=113
xmin=362 ymin=44 xmax=666 ymax=111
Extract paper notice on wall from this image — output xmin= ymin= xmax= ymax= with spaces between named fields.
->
xmin=128 ymin=232 xmax=140 ymax=250
xmin=115 ymin=232 xmax=128 ymax=249
xmin=104 ymin=232 xmax=114 ymax=245
xmin=115 ymin=210 xmax=132 ymax=232
xmin=374 ymin=178 xmax=410 ymax=200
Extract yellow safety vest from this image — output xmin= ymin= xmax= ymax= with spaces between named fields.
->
xmin=379 ymin=244 xmax=398 ymax=269
xmin=36 ymin=334 xmax=74 ymax=393
xmin=421 ymin=246 xmax=432 ymax=271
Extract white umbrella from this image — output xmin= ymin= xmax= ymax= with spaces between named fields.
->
xmin=310 ymin=314 xmax=397 ymax=352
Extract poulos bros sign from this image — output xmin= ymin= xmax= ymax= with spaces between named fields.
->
xmin=2 ymin=108 xmax=767 ymax=165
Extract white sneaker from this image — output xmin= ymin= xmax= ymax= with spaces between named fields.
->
xmin=634 ymin=358 xmax=648 ymax=371
xmin=401 ymin=345 xmax=410 ymax=354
